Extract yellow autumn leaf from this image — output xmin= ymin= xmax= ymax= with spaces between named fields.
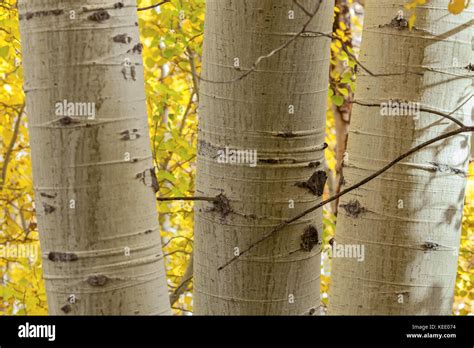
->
xmin=408 ymin=14 xmax=417 ymax=29
xmin=448 ymin=0 xmax=469 ymax=14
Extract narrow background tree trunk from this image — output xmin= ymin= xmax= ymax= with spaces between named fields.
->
xmin=329 ymin=0 xmax=472 ymax=314
xmin=332 ymin=0 xmax=353 ymax=212
xmin=19 ymin=0 xmax=170 ymax=315
xmin=194 ymin=0 xmax=333 ymax=315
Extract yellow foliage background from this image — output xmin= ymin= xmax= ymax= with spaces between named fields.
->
xmin=0 ymin=0 xmax=472 ymax=315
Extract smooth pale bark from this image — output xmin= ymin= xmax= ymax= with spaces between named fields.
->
xmin=19 ymin=0 xmax=170 ymax=315
xmin=329 ymin=0 xmax=472 ymax=314
xmin=194 ymin=0 xmax=333 ymax=315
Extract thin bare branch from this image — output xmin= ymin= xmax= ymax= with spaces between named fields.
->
xmin=293 ymin=0 xmax=313 ymax=17
xmin=170 ymin=253 xmax=193 ymax=306
xmin=218 ymin=125 xmax=474 ymax=270
xmin=352 ymin=100 xmax=468 ymax=128
xmin=164 ymin=249 xmax=192 ymax=257
xmin=137 ymin=0 xmax=170 ymax=12
xmin=1 ymin=104 xmax=25 ymax=189
xmin=305 ymin=30 xmax=416 ymax=78
xmin=157 ymin=196 xmax=217 ymax=202
xmin=199 ymin=0 xmax=323 ymax=84
xmin=185 ymin=46 xmax=200 ymax=99
xmin=162 ymin=235 xmax=194 ymax=249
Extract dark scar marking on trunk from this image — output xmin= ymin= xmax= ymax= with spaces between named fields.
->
xmin=379 ymin=13 xmax=408 ymax=30
xmin=57 ymin=116 xmax=80 ymax=126
xmin=128 ymin=43 xmax=143 ymax=54
xmin=300 ymin=225 xmax=320 ymax=252
xmin=88 ymin=10 xmax=110 ymax=22
xmin=295 ymin=170 xmax=327 ymax=196
xmin=258 ymin=158 xmax=298 ymax=165
xmin=308 ymin=161 xmax=321 ymax=168
xmin=113 ymin=34 xmax=132 ymax=44
xmin=20 ymin=9 xmax=64 ymax=20
xmin=121 ymin=67 xmax=128 ymax=80
xmin=87 ymin=275 xmax=108 ymax=287
xmin=340 ymin=199 xmax=366 ymax=218
xmin=423 ymin=242 xmax=439 ymax=251
xmin=210 ymin=194 xmax=232 ymax=218
xmin=136 ymin=168 xmax=159 ymax=193
xmin=40 ymin=192 xmax=57 ymax=199
xmin=259 ymin=158 xmax=279 ymax=164
xmin=429 ymin=162 xmax=466 ymax=176
xmin=48 ymin=252 xmax=79 ymax=262
xmin=119 ymin=129 xmax=141 ymax=141
xmin=43 ymin=203 xmax=56 ymax=215
xmin=276 ymin=131 xmax=297 ymax=138
xmin=61 ymin=304 xmax=72 ymax=314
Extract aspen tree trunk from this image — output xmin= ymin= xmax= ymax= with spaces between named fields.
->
xmin=329 ymin=0 xmax=472 ymax=314
xmin=332 ymin=0 xmax=353 ymax=212
xmin=19 ymin=0 xmax=170 ymax=315
xmin=194 ymin=0 xmax=333 ymax=315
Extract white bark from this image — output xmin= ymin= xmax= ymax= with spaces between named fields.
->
xmin=194 ymin=0 xmax=333 ymax=315
xmin=19 ymin=0 xmax=170 ymax=315
xmin=329 ymin=0 xmax=472 ymax=314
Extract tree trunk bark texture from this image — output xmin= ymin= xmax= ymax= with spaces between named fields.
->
xmin=329 ymin=0 xmax=472 ymax=315
xmin=19 ymin=0 xmax=170 ymax=315
xmin=194 ymin=0 xmax=334 ymax=315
